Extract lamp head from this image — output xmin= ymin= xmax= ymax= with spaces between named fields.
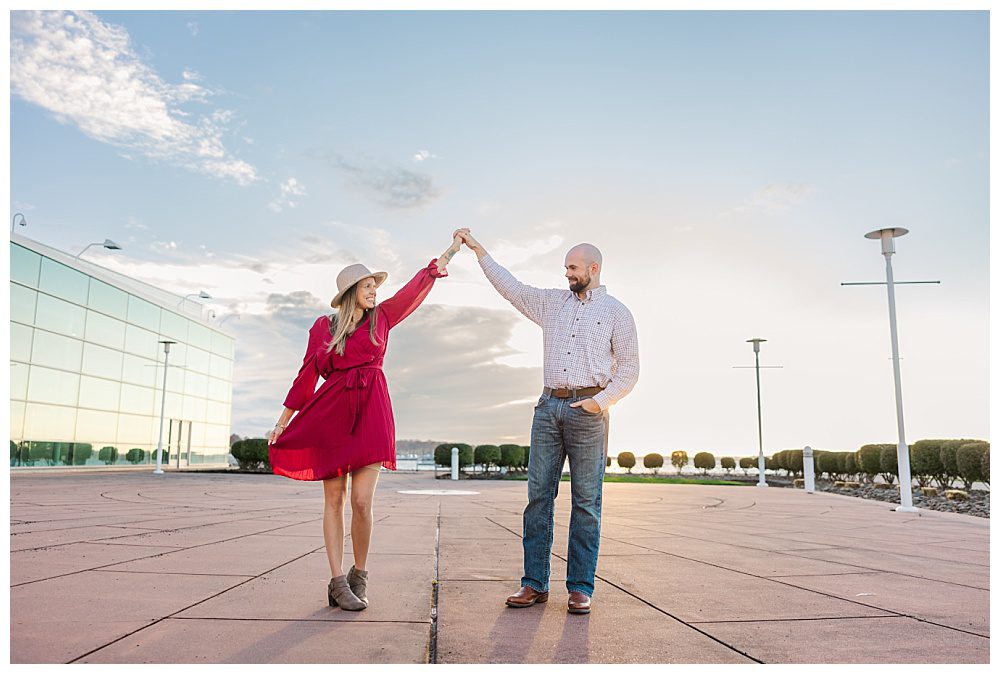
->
xmin=864 ymin=227 xmax=908 ymax=256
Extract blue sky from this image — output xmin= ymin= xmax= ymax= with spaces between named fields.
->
xmin=9 ymin=10 xmax=989 ymax=455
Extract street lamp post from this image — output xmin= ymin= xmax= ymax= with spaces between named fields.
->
xmin=153 ymin=340 xmax=177 ymax=475
xmin=75 ymin=239 xmax=122 ymax=258
xmin=843 ymin=227 xmax=939 ymax=513
xmin=733 ymin=338 xmax=783 ymax=487
xmin=177 ymin=291 xmax=212 ymax=307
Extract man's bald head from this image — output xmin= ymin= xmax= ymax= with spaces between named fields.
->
xmin=564 ymin=243 xmax=603 ymax=294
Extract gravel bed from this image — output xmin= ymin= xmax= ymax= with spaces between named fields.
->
xmin=815 ymin=482 xmax=989 ymax=518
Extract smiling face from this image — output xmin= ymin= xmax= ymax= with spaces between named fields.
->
xmin=564 ymin=244 xmax=602 ymax=293
xmin=354 ymin=277 xmax=378 ymax=310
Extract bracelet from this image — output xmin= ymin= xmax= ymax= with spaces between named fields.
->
xmin=275 ymin=423 xmax=286 ymax=429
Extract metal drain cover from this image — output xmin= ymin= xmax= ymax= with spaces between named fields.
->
xmin=397 ymin=489 xmax=480 ymax=495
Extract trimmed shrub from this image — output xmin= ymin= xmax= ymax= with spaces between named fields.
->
xmin=840 ymin=452 xmax=858 ymax=481
xmin=474 ymin=445 xmax=501 ymax=473
xmin=817 ymin=452 xmax=841 ymax=481
xmin=693 ymin=452 xmax=715 ymax=475
xmin=70 ymin=443 xmax=93 ymax=465
xmin=606 ymin=456 xmax=611 ymax=468
xmin=855 ymin=445 xmax=885 ymax=483
xmin=982 ymin=445 xmax=990 ymax=485
xmin=764 ymin=456 xmax=776 ymax=471
xmin=720 ymin=457 xmax=736 ymax=474
xmin=522 ymin=446 xmax=531 ymax=470
xmin=879 ymin=445 xmax=898 ymax=485
xmin=911 ymin=439 xmax=948 ymax=488
xmin=940 ymin=440 xmax=977 ymax=489
xmin=670 ymin=450 xmax=688 ymax=475
xmin=28 ymin=442 xmax=55 ymax=466
xmin=738 ymin=457 xmax=755 ymax=475
xmin=435 ymin=443 xmax=474 ymax=470
xmin=98 ymin=446 xmax=119 ymax=465
xmin=956 ymin=442 xmax=988 ymax=489
xmin=643 ymin=453 xmax=664 ymax=475
xmin=780 ymin=449 xmax=803 ymax=478
xmin=126 ymin=447 xmax=146 ymax=464
xmin=230 ymin=439 xmax=269 ymax=471
xmin=617 ymin=452 xmax=636 ymax=473
xmin=499 ymin=444 xmax=524 ymax=472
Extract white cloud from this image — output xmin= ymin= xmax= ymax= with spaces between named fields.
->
xmin=187 ymin=21 xmax=199 ymax=37
xmin=314 ymin=151 xmax=440 ymax=208
xmin=182 ymin=69 xmax=202 ymax=81
xmin=268 ymin=177 xmax=307 ymax=212
xmin=413 ymin=149 xmax=438 ymax=162
xmin=727 ymin=183 xmax=814 ymax=215
xmin=10 ymin=10 xmax=258 ymax=185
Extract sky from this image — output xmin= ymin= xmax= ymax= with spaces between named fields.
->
xmin=7 ymin=9 xmax=990 ymax=457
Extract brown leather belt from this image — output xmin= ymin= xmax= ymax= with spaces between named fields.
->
xmin=543 ymin=386 xmax=604 ymax=399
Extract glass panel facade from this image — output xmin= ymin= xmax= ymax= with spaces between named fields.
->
xmin=31 ymin=331 xmax=83 ymax=371
xmin=35 ymin=293 xmax=87 ymax=339
xmin=11 ymin=283 xmax=37 ymax=324
xmin=127 ymin=295 xmax=161 ymax=332
xmin=11 ymin=322 xmax=32 ymax=363
xmin=39 ymin=258 xmax=89 ymax=305
xmin=11 ymin=239 xmax=235 ymax=470
xmin=88 ymin=279 xmax=128 ymax=319
xmin=27 ymin=366 xmax=80 ymax=406
xmin=11 ymin=244 xmax=41 ymax=287
xmin=85 ymin=311 xmax=126 ymax=350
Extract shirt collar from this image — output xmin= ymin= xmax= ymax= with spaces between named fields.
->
xmin=576 ymin=285 xmax=607 ymax=303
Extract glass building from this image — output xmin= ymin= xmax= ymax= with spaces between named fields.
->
xmin=10 ymin=233 xmax=235 ymax=469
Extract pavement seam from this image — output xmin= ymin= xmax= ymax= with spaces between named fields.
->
xmin=65 ymin=544 xmax=326 ymax=664
xmin=428 ymin=502 xmax=442 ymax=665
xmin=688 ymin=615 xmax=903 ymax=624
xmin=169 ymin=616 xmax=431 ymax=624
xmin=483 ymin=517 xmax=764 ymax=664
xmin=11 ymin=517 xmax=324 ymax=587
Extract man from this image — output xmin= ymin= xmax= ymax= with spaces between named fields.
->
xmin=454 ymin=228 xmax=640 ymax=615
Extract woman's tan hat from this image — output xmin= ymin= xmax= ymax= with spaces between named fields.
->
xmin=330 ymin=264 xmax=389 ymax=308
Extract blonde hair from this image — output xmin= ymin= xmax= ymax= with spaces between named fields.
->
xmin=326 ymin=281 xmax=379 ymax=356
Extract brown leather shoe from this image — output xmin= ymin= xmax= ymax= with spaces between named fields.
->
xmin=505 ymin=586 xmax=549 ymax=608
xmin=568 ymin=591 xmax=592 ymax=614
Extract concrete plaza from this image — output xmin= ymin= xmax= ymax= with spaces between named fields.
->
xmin=9 ymin=469 xmax=990 ymax=664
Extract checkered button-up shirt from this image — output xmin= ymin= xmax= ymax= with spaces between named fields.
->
xmin=479 ymin=254 xmax=640 ymax=411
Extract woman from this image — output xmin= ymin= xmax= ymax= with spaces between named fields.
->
xmin=268 ymin=234 xmax=461 ymax=611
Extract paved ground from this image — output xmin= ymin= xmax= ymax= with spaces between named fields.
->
xmin=9 ymin=470 xmax=990 ymax=664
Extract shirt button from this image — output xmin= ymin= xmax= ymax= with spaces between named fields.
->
xmin=563 ymin=369 xmax=567 ymax=372
xmin=567 ymin=352 xmax=571 ymax=355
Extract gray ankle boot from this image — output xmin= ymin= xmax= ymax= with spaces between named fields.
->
xmin=347 ymin=565 xmax=369 ymax=605
xmin=328 ymin=575 xmax=366 ymax=610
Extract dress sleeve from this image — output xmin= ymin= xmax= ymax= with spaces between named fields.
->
xmin=282 ymin=316 xmax=328 ymax=410
xmin=378 ymin=259 xmax=448 ymax=329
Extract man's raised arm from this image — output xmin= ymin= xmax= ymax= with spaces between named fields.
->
xmin=454 ymin=228 xmax=551 ymax=326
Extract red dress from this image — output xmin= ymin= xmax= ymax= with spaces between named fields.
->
xmin=269 ymin=260 xmax=447 ymax=481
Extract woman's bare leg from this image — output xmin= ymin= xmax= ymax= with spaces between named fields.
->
xmin=322 ymin=476 xmax=348 ymax=577
xmin=349 ymin=464 xmax=382 ymax=571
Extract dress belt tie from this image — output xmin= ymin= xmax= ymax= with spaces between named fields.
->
xmin=344 ymin=367 xmax=379 ymax=435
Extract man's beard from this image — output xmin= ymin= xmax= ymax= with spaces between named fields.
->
xmin=568 ymin=274 xmax=591 ymax=293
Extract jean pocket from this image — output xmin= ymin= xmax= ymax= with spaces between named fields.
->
xmin=534 ymin=395 xmax=547 ymax=409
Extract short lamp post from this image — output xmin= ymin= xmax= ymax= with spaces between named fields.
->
xmin=733 ymin=338 xmax=783 ymax=488
xmin=153 ymin=340 xmax=177 ymax=475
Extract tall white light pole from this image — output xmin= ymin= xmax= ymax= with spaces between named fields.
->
xmin=153 ymin=340 xmax=177 ymax=475
xmin=733 ymin=338 xmax=783 ymax=487
xmin=843 ymin=228 xmax=939 ymax=513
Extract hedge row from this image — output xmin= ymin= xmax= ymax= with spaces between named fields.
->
xmin=433 ymin=443 xmax=530 ymax=472
xmin=11 ymin=442 xmax=155 ymax=466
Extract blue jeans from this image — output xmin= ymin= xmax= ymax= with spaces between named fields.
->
xmin=521 ymin=391 xmax=609 ymax=597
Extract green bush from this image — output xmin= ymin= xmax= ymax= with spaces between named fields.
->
xmin=775 ymin=449 xmax=803 ymax=477
xmin=126 ymin=447 xmax=146 ymax=464
xmin=606 ymin=456 xmax=611 ymax=467
xmin=98 ymin=446 xmax=119 ymax=465
xmin=617 ymin=452 xmax=636 ymax=473
xmin=522 ymin=445 xmax=531 ymax=470
xmin=670 ymin=450 xmax=688 ymax=475
xmin=840 ymin=452 xmax=857 ymax=480
xmin=643 ymin=453 xmax=664 ymax=474
xmin=28 ymin=442 xmax=55 ymax=466
xmin=69 ymin=443 xmax=93 ymax=466
xmin=940 ymin=440 xmax=976 ymax=489
xmin=693 ymin=452 xmax=715 ymax=475
xmin=911 ymin=439 xmax=948 ymax=488
xmin=720 ymin=456 xmax=736 ymax=474
xmin=817 ymin=452 xmax=841 ymax=481
xmin=738 ymin=457 xmax=756 ymax=475
xmin=499 ymin=444 xmax=524 ymax=472
xmin=434 ymin=443 xmax=474 ymax=470
xmin=855 ymin=445 xmax=885 ymax=483
xmin=956 ymin=442 xmax=988 ymax=489
xmin=474 ymin=445 xmax=501 ymax=473
xmin=879 ymin=445 xmax=898 ymax=485
xmin=230 ymin=439 xmax=269 ymax=471
xmin=981 ymin=445 xmax=990 ymax=485
xmin=764 ymin=456 xmax=775 ymax=471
